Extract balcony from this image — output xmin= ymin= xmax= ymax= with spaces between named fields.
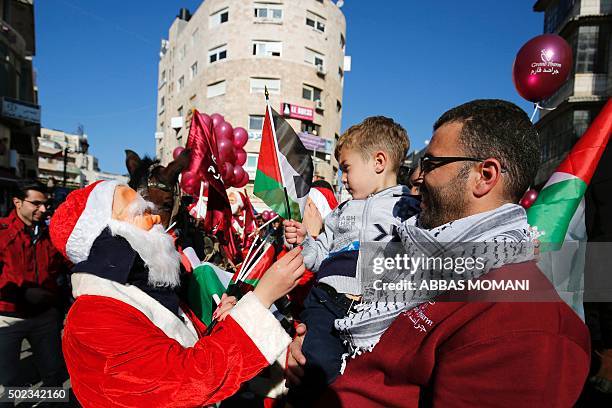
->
xmin=542 ymin=73 xmax=607 ymax=113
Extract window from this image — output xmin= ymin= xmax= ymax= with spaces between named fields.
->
xmin=178 ymin=106 xmax=184 ymax=117
xmin=544 ymin=0 xmax=575 ymax=33
xmin=207 ymin=80 xmax=226 ymax=98
xmin=253 ymin=41 xmax=282 ymax=57
xmin=191 ymin=29 xmax=199 ymax=46
xmin=249 ymin=115 xmax=264 ymax=131
xmin=336 ymin=100 xmax=342 ymax=113
xmin=190 ymin=62 xmax=198 ymax=79
xmin=338 ymin=67 xmax=344 ymax=79
xmin=300 ymin=121 xmax=320 ymax=136
xmin=254 ymin=3 xmax=282 ymax=20
xmin=177 ymin=75 xmax=185 ymax=92
xmin=160 ymin=96 xmax=165 ymax=109
xmin=574 ymin=110 xmax=590 ymax=137
xmin=160 ymin=70 xmax=166 ymax=85
xmin=306 ymin=11 xmax=325 ymax=32
xmin=340 ymin=33 xmax=346 ymax=50
xmin=302 ymin=84 xmax=322 ymax=101
xmin=248 ymin=115 xmax=264 ymax=140
xmin=178 ymin=44 xmax=186 ymax=61
xmin=305 ymin=48 xmax=325 ymax=68
xmin=246 ymin=154 xmax=258 ymax=168
xmin=575 ymin=26 xmax=599 ymax=73
xmin=210 ymin=7 xmax=229 ymax=26
xmin=250 ymin=77 xmax=280 ymax=94
xmin=209 ymin=44 xmax=227 ymax=63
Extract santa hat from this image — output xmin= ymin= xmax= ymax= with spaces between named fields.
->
xmin=308 ymin=186 xmax=339 ymax=219
xmin=50 ymin=180 xmax=120 ymax=264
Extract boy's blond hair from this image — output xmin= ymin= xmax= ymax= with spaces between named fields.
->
xmin=334 ymin=116 xmax=409 ymax=173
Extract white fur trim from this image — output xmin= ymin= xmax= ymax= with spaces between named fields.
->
xmin=229 ymin=292 xmax=291 ymax=364
xmin=66 ymin=181 xmax=121 ymax=264
xmin=71 ymin=273 xmax=198 ymax=347
xmin=308 ymin=188 xmax=332 ymax=219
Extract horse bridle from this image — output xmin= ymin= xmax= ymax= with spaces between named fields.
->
xmin=140 ymin=163 xmax=182 ymax=225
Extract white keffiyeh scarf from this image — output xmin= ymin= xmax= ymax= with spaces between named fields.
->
xmin=334 ymin=203 xmax=536 ymax=368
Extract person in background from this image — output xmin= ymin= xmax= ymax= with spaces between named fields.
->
xmin=0 ymin=180 xmax=69 ymax=389
xmin=407 ymin=164 xmax=423 ymax=196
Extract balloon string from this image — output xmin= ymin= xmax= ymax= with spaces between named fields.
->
xmin=530 ymin=102 xmax=556 ymax=123
xmin=530 ymin=104 xmax=539 ymax=123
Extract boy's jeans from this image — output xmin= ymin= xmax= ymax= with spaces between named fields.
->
xmin=288 ymin=285 xmax=348 ymax=406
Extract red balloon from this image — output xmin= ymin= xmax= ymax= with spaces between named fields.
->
xmin=172 ymin=146 xmax=185 ymax=160
xmin=519 ymin=189 xmax=539 ymax=209
xmin=512 ymin=34 xmax=573 ymax=103
xmin=215 ymin=121 xmax=234 ymax=142
xmin=222 ymin=162 xmax=234 ymax=185
xmin=233 ymin=127 xmax=248 ymax=148
xmin=235 ymin=148 xmax=247 ymax=166
xmin=233 ymin=165 xmax=246 ymax=182
xmin=235 ymin=172 xmax=249 ymax=188
xmin=211 ymin=113 xmax=225 ymax=128
xmin=262 ymin=210 xmax=271 ymax=221
xmin=218 ymin=137 xmax=236 ymax=165
xmin=180 ymin=171 xmax=200 ymax=195
xmin=200 ymin=113 xmax=212 ymax=128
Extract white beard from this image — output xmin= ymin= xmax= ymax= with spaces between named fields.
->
xmin=107 ymin=219 xmax=181 ymax=288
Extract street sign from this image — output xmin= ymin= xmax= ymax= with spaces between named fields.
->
xmin=281 ymin=103 xmax=314 ymax=121
xmin=0 ymin=97 xmax=40 ymax=124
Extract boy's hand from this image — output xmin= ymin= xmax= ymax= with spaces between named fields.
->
xmin=283 ymin=219 xmax=307 ymax=245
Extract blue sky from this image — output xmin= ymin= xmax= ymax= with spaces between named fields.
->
xmin=35 ymin=1 xmax=543 ymax=175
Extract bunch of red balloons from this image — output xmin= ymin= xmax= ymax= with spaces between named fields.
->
xmin=174 ymin=112 xmax=250 ymax=196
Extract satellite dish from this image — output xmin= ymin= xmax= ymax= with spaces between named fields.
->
xmin=337 ymin=0 xmax=344 ymax=7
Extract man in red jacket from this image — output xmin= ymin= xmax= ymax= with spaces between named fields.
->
xmin=0 ymin=180 xmax=68 ymax=388
xmin=286 ymin=99 xmax=591 ymax=407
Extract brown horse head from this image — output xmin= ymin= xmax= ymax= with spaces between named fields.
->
xmin=125 ymin=149 xmax=190 ymax=228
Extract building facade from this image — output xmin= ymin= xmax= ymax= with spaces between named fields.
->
xmin=0 ymin=0 xmax=40 ymax=213
xmin=533 ymin=0 xmax=611 ymax=185
xmin=38 ymin=128 xmax=127 ymax=189
xmin=155 ymin=0 xmax=349 ymax=190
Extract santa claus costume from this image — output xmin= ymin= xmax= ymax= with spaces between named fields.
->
xmin=49 ymin=181 xmax=291 ymax=407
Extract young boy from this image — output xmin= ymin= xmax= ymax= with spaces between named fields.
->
xmin=284 ymin=116 xmax=420 ymax=402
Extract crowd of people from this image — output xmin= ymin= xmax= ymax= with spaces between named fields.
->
xmin=0 ymin=98 xmax=609 ymax=407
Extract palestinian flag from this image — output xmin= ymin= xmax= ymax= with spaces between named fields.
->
xmin=528 ymin=99 xmax=612 ymax=251
xmin=187 ymin=263 xmax=233 ymax=326
xmin=254 ymin=103 xmax=313 ymax=221
xmin=232 ymin=235 xmax=276 ymax=287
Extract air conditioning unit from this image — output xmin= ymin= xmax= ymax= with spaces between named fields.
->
xmin=316 ymin=64 xmax=326 ymax=75
xmin=315 ymin=99 xmax=324 ymax=110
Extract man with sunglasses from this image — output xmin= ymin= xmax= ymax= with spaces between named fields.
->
xmin=287 ymin=99 xmax=590 ymax=407
xmin=0 ymin=180 xmax=68 ymax=389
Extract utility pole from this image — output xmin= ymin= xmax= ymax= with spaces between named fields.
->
xmin=62 ymin=147 xmax=69 ymax=187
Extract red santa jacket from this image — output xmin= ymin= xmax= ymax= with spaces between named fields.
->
xmin=62 ymin=273 xmax=291 ymax=407
xmin=0 ymin=210 xmax=65 ymax=317
xmin=321 ymin=262 xmax=591 ymax=407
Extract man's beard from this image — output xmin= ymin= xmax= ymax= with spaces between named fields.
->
xmin=107 ymin=219 xmax=181 ymax=288
xmin=418 ymin=172 xmax=469 ymax=229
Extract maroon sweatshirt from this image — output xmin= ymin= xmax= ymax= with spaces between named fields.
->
xmin=320 ymin=262 xmax=590 ymax=407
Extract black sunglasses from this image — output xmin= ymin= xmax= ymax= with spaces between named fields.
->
xmin=23 ymin=199 xmax=49 ymax=208
xmin=419 ymin=155 xmax=507 ymax=175
xmin=419 ymin=155 xmax=484 ymax=174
